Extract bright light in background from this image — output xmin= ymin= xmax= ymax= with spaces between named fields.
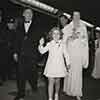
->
xmin=10 ymin=0 xmax=100 ymax=31
xmin=20 ymin=0 xmax=58 ymax=14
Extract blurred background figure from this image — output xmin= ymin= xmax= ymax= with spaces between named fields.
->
xmin=0 ymin=16 xmax=17 ymax=85
xmin=58 ymin=12 xmax=70 ymax=29
xmin=92 ymin=32 xmax=100 ymax=79
xmin=0 ymin=9 xmax=6 ymax=86
xmin=87 ymin=28 xmax=96 ymax=76
xmin=3 ymin=16 xmax=17 ymax=80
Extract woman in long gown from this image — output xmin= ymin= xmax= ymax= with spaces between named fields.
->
xmin=92 ymin=35 xmax=100 ymax=79
xmin=62 ymin=11 xmax=89 ymax=100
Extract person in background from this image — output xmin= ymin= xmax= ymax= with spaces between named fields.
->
xmin=62 ymin=11 xmax=89 ymax=100
xmin=13 ymin=8 xmax=39 ymax=100
xmin=58 ymin=13 xmax=70 ymax=29
xmin=0 ymin=9 xmax=6 ymax=86
xmin=92 ymin=32 xmax=100 ymax=79
xmin=87 ymin=28 xmax=96 ymax=76
xmin=57 ymin=13 xmax=70 ymax=92
xmin=2 ymin=17 xmax=17 ymax=80
xmin=38 ymin=27 xmax=70 ymax=100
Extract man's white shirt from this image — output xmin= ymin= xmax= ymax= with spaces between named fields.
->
xmin=24 ymin=20 xmax=32 ymax=33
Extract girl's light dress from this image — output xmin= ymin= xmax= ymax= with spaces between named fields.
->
xmin=38 ymin=40 xmax=70 ymax=78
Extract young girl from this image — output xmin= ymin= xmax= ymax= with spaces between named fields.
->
xmin=38 ymin=27 xmax=70 ymax=100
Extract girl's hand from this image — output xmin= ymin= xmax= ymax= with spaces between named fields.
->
xmin=39 ymin=37 xmax=45 ymax=45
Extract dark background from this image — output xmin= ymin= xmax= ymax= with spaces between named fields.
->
xmin=0 ymin=0 xmax=100 ymax=26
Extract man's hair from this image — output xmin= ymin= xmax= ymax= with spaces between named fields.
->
xmin=59 ymin=14 xmax=68 ymax=20
xmin=23 ymin=8 xmax=33 ymax=17
xmin=58 ymin=14 xmax=71 ymax=29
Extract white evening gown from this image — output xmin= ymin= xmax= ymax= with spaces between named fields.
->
xmin=63 ymin=21 xmax=89 ymax=97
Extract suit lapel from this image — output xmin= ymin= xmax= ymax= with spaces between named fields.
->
xmin=27 ymin=21 xmax=32 ymax=34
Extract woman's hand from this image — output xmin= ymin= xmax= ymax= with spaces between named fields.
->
xmin=39 ymin=37 xmax=45 ymax=45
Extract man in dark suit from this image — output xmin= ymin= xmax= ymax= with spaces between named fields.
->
xmin=13 ymin=8 xmax=39 ymax=100
xmin=0 ymin=17 xmax=17 ymax=80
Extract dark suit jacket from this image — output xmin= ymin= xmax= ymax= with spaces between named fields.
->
xmin=15 ymin=17 xmax=40 ymax=64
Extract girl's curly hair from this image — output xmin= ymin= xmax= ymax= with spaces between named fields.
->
xmin=47 ymin=27 xmax=64 ymax=41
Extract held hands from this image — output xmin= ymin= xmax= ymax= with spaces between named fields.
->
xmin=39 ymin=37 xmax=45 ymax=45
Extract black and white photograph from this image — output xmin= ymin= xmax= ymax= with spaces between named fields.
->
xmin=0 ymin=0 xmax=100 ymax=100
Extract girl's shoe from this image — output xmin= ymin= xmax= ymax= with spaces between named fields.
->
xmin=55 ymin=94 xmax=59 ymax=100
xmin=49 ymin=98 xmax=53 ymax=100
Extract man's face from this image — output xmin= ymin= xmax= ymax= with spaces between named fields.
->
xmin=73 ymin=12 xmax=80 ymax=23
xmin=7 ymin=23 xmax=14 ymax=30
xmin=23 ymin=9 xmax=33 ymax=21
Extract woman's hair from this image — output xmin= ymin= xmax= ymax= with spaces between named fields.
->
xmin=58 ymin=14 xmax=71 ymax=29
xmin=47 ymin=27 xmax=63 ymax=41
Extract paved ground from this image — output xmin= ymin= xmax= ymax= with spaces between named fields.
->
xmin=0 ymin=76 xmax=100 ymax=100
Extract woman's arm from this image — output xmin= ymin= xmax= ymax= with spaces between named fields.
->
xmin=80 ymin=25 xmax=88 ymax=47
xmin=80 ymin=25 xmax=89 ymax=69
